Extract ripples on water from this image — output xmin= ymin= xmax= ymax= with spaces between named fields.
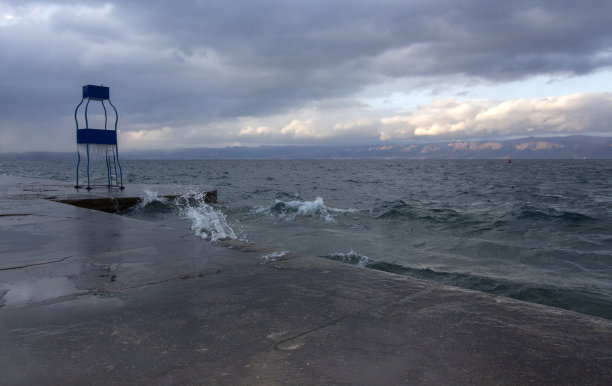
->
xmin=2 ymin=159 xmax=611 ymax=319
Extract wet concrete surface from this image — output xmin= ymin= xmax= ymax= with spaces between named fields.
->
xmin=0 ymin=174 xmax=216 ymax=213
xmin=1 ymin=175 xmax=611 ymax=384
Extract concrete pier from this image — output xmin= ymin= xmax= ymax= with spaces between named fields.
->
xmin=1 ymin=175 xmax=611 ymax=384
xmin=56 ymin=180 xmax=216 ymax=212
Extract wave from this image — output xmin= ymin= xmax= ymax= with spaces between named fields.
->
xmin=516 ymin=205 xmax=598 ymax=223
xmin=373 ymin=200 xmax=467 ymax=224
xmin=135 ymin=189 xmax=238 ymax=242
xmin=323 ymin=253 xmax=612 ymax=319
xmin=255 ymin=196 xmax=362 ymax=223
xmin=322 ymin=251 xmax=371 ymax=267
xmin=372 ymin=200 xmax=600 ymax=228
xmin=373 ymin=200 xmax=415 ymax=220
xmin=260 ymin=251 xmax=288 ymax=264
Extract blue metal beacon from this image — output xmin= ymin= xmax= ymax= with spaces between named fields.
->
xmin=74 ymin=84 xmax=124 ymax=190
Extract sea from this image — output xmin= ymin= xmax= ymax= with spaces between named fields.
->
xmin=2 ymin=159 xmax=611 ymax=320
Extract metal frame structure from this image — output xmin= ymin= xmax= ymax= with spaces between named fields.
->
xmin=74 ymin=85 xmax=124 ymax=190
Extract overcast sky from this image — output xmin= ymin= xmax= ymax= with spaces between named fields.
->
xmin=1 ymin=0 xmax=611 ymax=152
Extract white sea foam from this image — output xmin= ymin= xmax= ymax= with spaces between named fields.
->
xmin=327 ymin=250 xmax=371 ymax=267
xmin=252 ymin=205 xmax=270 ymax=214
xmin=260 ymin=251 xmax=288 ymax=264
xmin=260 ymin=196 xmax=362 ymax=223
xmin=296 ymin=196 xmax=335 ymax=223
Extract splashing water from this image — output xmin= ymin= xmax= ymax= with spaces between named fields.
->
xmin=136 ymin=189 xmax=237 ymax=242
xmin=175 ymin=191 xmax=237 ymax=242
xmin=182 ymin=202 xmax=237 ymax=241
xmin=139 ymin=188 xmax=167 ymax=207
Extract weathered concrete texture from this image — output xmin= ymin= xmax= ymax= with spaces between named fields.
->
xmin=1 ymin=175 xmax=611 ymax=385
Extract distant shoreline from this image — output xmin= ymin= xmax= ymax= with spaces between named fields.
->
xmin=2 ymin=135 xmax=611 ymax=160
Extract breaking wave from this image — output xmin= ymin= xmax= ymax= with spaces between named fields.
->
xmin=255 ymin=196 xmax=362 ymax=223
xmin=260 ymin=251 xmax=288 ymax=264
xmin=322 ymin=251 xmax=371 ymax=267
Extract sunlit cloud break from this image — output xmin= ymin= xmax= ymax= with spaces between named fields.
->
xmin=380 ymin=92 xmax=612 ymax=140
xmin=231 ymin=92 xmax=612 ymax=144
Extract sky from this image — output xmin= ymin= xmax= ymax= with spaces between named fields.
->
xmin=1 ymin=0 xmax=611 ymax=152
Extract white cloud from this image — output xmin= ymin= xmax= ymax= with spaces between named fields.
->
xmin=0 ymin=2 xmax=60 ymax=25
xmin=233 ymin=109 xmax=381 ymax=145
xmin=333 ymin=119 xmax=374 ymax=131
xmin=121 ymin=126 xmax=175 ymax=148
xmin=380 ymin=92 xmax=612 ymax=140
xmin=280 ymin=119 xmax=320 ymax=138
xmin=238 ymin=126 xmax=275 ymax=136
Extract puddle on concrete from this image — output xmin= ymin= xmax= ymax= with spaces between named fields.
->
xmin=1 ymin=277 xmax=84 ymax=306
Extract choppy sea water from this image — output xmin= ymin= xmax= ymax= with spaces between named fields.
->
xmin=2 ymin=159 xmax=612 ymax=319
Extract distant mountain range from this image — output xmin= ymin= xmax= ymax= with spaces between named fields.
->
xmin=2 ymin=135 xmax=612 ymax=160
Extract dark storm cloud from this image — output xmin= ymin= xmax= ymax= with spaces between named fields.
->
xmin=118 ymin=0 xmax=612 ymax=78
xmin=1 ymin=0 xmax=611 ymax=150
